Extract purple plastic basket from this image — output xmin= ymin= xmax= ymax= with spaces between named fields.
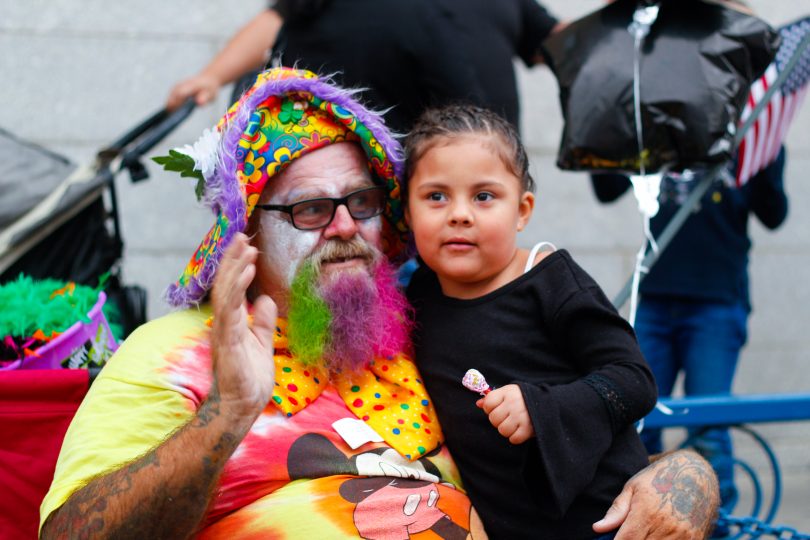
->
xmin=1 ymin=291 xmax=119 ymax=371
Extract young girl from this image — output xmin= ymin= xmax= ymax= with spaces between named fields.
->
xmin=404 ymin=104 xmax=657 ymax=539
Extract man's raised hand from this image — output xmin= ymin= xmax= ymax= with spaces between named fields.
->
xmin=210 ymin=233 xmax=278 ymax=422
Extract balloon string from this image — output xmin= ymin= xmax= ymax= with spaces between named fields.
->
xmin=627 ymin=3 xmax=661 ymax=325
xmin=633 ymin=32 xmax=646 ymax=178
xmin=627 ymin=28 xmax=646 ymax=327
xmin=628 ymin=216 xmax=659 ymax=327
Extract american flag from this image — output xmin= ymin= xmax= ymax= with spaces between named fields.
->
xmin=736 ymin=16 xmax=810 ymax=186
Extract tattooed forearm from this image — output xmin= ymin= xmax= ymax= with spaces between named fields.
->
xmin=193 ymin=385 xmax=222 ymax=428
xmin=649 ymin=450 xmax=720 ymax=536
xmin=41 ymin=389 xmax=247 ymax=540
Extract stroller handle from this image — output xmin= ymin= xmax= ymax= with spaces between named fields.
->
xmin=123 ymin=99 xmax=197 ymax=160
xmin=97 ymin=99 xmax=196 ymax=181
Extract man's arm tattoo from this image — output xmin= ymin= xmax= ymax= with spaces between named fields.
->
xmin=42 ymin=387 xmax=243 ymax=540
xmin=650 ymin=451 xmax=720 ymax=533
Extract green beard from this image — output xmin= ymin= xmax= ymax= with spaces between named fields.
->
xmin=286 ymin=261 xmax=331 ymax=367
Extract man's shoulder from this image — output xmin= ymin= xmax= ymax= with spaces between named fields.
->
xmin=100 ymin=305 xmax=213 ymax=376
xmin=129 ymin=305 xmax=212 ymax=338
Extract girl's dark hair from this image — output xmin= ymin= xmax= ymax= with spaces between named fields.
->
xmin=403 ymin=104 xmax=535 ymax=197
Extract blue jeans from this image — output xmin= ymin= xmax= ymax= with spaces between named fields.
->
xmin=635 ymin=297 xmax=748 ymax=512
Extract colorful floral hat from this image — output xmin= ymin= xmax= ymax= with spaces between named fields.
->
xmin=157 ymin=68 xmax=408 ymax=307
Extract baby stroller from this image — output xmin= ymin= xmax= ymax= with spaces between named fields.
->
xmin=0 ymin=101 xmax=194 ymax=336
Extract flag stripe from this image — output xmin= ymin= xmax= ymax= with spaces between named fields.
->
xmin=763 ymin=87 xmax=782 ymax=165
xmin=735 ymin=17 xmax=809 ymax=186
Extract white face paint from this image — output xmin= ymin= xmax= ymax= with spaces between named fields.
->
xmin=258 ymin=211 xmax=320 ymax=287
xmin=250 ymin=143 xmax=384 ymax=310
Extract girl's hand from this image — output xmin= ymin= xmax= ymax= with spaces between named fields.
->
xmin=477 ymin=384 xmax=534 ymax=444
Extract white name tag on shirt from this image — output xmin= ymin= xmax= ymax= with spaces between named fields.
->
xmin=332 ymin=417 xmax=384 ymax=449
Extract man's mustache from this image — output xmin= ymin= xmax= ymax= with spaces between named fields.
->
xmin=310 ymin=238 xmax=380 ymax=274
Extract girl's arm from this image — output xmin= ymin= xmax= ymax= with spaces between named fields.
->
xmin=514 ymin=261 xmax=658 ymax=517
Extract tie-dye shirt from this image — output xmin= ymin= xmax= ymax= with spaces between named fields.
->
xmin=40 ymin=307 xmax=484 ymax=539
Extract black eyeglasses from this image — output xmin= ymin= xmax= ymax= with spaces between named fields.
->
xmin=255 ymin=186 xmax=386 ymax=230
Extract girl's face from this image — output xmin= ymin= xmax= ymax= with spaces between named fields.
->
xmin=406 ymin=135 xmax=534 ymax=299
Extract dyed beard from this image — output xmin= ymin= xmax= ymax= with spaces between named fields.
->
xmin=286 ymin=243 xmax=412 ymax=374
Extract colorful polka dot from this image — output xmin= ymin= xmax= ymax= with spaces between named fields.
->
xmin=265 ymin=323 xmax=442 ymax=460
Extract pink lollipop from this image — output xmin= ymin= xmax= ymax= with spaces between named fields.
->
xmin=462 ymin=369 xmax=492 ymax=395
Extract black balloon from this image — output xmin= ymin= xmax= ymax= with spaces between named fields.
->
xmin=541 ymin=0 xmax=780 ymax=174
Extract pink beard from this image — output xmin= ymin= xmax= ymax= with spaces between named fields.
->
xmin=319 ymin=261 xmax=413 ymax=374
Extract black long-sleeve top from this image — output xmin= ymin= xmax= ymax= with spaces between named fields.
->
xmin=591 ymin=147 xmax=788 ymax=309
xmin=407 ymin=250 xmax=657 ymax=539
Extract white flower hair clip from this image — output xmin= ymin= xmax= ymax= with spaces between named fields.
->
xmin=152 ymin=127 xmax=221 ymax=201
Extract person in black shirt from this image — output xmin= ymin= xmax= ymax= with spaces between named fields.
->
xmin=167 ymin=1 xmax=560 ymax=132
xmin=436 ymin=0 xmax=560 ymax=129
xmin=167 ymin=0 xmax=482 ymax=133
xmin=270 ymin=0 xmax=483 ymax=134
xmin=403 ymin=104 xmax=663 ymax=539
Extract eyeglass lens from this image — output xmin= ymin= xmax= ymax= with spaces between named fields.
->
xmin=291 ymin=188 xmax=385 ymax=229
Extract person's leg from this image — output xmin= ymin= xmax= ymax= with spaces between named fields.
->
xmin=634 ymin=298 xmax=680 ymax=455
xmin=679 ymin=301 xmax=748 ymax=514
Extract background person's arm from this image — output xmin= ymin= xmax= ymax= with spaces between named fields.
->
xmin=166 ymin=10 xmax=283 ymax=110
xmin=748 ymin=146 xmax=788 ymax=230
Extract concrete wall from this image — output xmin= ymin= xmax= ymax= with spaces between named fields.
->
xmin=3 ymin=0 xmax=809 ymax=528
